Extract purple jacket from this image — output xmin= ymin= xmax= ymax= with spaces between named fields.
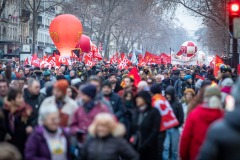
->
xmin=24 ymin=126 xmax=70 ymax=160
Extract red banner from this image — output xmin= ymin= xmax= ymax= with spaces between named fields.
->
xmin=214 ymin=55 xmax=224 ymax=77
xmin=160 ymin=53 xmax=171 ymax=65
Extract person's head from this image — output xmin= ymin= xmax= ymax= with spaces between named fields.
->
xmin=53 ymin=79 xmax=69 ymax=99
xmin=143 ymin=66 xmax=150 ymax=74
xmin=39 ymin=105 xmax=60 ymax=132
xmin=88 ymin=113 xmax=125 ymax=138
xmin=96 ymin=70 xmax=102 ymax=78
xmin=203 ymin=86 xmax=222 ymax=108
xmin=180 ymin=72 xmax=186 ymax=79
xmin=88 ymin=76 xmax=102 ymax=92
xmin=43 ymin=70 xmax=51 ymax=81
xmin=0 ymin=79 xmax=8 ymax=97
xmin=123 ymin=77 xmax=134 ymax=88
xmin=137 ymin=80 xmax=148 ymax=93
xmin=60 ymin=65 xmax=66 ymax=72
xmin=101 ymin=81 xmax=112 ymax=97
xmin=108 ymin=74 xmax=117 ymax=84
xmin=135 ymin=91 xmax=152 ymax=108
xmin=155 ymin=74 xmax=162 ymax=84
xmin=184 ymin=75 xmax=192 ymax=83
xmin=68 ymin=65 xmax=73 ymax=71
xmin=24 ymin=67 xmax=30 ymax=75
xmin=27 ymin=78 xmax=40 ymax=95
xmin=184 ymin=88 xmax=195 ymax=103
xmin=147 ymin=78 xmax=154 ymax=86
xmin=165 ymin=86 xmax=175 ymax=102
xmin=18 ymin=77 xmax=27 ymax=90
xmin=9 ymin=80 xmax=19 ymax=89
xmin=123 ymin=91 xmax=134 ymax=101
xmin=18 ymin=69 xmax=24 ymax=75
xmin=163 ymin=71 xmax=169 ymax=79
xmin=150 ymin=83 xmax=162 ymax=95
xmin=67 ymin=87 xmax=73 ymax=98
xmin=7 ymin=88 xmax=24 ymax=107
xmin=80 ymin=84 xmax=97 ymax=103
xmin=70 ymin=70 xmax=75 ymax=77
xmin=0 ymin=142 xmax=22 ymax=160
xmin=86 ymin=65 xmax=91 ymax=71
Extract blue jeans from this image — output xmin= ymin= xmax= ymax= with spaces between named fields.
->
xmin=162 ymin=128 xmax=180 ymax=160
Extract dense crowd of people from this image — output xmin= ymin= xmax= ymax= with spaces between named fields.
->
xmin=0 ymin=61 xmax=239 ymax=160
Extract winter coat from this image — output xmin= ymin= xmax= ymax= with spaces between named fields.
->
xmin=25 ymin=126 xmax=70 ymax=160
xmin=23 ymin=88 xmax=45 ymax=126
xmin=81 ymin=136 xmax=139 ymax=160
xmin=0 ymin=110 xmax=6 ymax=141
xmin=39 ymin=96 xmax=78 ymax=127
xmin=197 ymin=107 xmax=240 ymax=160
xmin=179 ymin=105 xmax=224 ymax=160
xmin=131 ymin=107 xmax=160 ymax=160
xmin=162 ymin=78 xmax=174 ymax=89
xmin=3 ymin=102 xmax=32 ymax=156
xmin=174 ymin=78 xmax=184 ymax=99
xmin=70 ymin=101 xmax=109 ymax=134
xmin=165 ymin=86 xmax=184 ymax=128
xmin=104 ymin=92 xmax=125 ymax=122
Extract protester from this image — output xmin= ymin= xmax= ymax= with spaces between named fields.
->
xmin=174 ymin=72 xmax=186 ymax=99
xmin=108 ymin=73 xmax=122 ymax=93
xmin=0 ymin=78 xmax=9 ymax=100
xmin=25 ymin=105 xmax=70 ymax=160
xmin=118 ymin=76 xmax=137 ymax=97
xmin=163 ymin=86 xmax=184 ymax=160
xmin=179 ymin=86 xmax=224 ymax=160
xmin=39 ymin=79 xmax=78 ymax=127
xmin=181 ymin=88 xmax=195 ymax=120
xmin=131 ymin=91 xmax=160 ymax=160
xmin=101 ymin=81 xmax=125 ymax=122
xmin=81 ymin=113 xmax=139 ymax=160
xmin=23 ymin=78 xmax=45 ymax=126
xmin=70 ymin=84 xmax=109 ymax=136
xmin=198 ymin=79 xmax=240 ymax=160
xmin=3 ymin=88 xmax=33 ymax=156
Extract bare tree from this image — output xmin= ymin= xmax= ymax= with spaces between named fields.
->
xmin=0 ymin=0 xmax=8 ymax=16
xmin=22 ymin=0 xmax=65 ymax=54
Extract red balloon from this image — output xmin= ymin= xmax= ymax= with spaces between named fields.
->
xmin=76 ymin=34 xmax=91 ymax=53
xmin=49 ymin=14 xmax=83 ymax=56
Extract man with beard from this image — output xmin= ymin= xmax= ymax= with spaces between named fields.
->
xmin=118 ymin=76 xmax=137 ymax=97
xmin=101 ymin=81 xmax=125 ymax=122
xmin=108 ymin=73 xmax=122 ymax=93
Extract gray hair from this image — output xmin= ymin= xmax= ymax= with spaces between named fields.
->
xmin=27 ymin=78 xmax=39 ymax=87
xmin=38 ymin=104 xmax=59 ymax=125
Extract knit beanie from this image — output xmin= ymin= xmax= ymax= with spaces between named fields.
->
xmin=54 ymin=79 xmax=69 ymax=95
xmin=80 ymin=84 xmax=97 ymax=99
xmin=204 ymin=86 xmax=221 ymax=99
xmin=184 ymin=75 xmax=192 ymax=80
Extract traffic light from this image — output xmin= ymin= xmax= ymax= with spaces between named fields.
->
xmin=228 ymin=2 xmax=240 ymax=35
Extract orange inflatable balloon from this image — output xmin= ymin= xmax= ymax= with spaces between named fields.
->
xmin=76 ymin=34 xmax=91 ymax=53
xmin=49 ymin=14 xmax=83 ymax=56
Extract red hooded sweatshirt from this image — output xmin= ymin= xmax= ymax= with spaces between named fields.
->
xmin=179 ymin=104 xmax=224 ymax=160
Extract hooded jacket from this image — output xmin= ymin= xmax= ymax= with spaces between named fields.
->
xmin=165 ymin=86 xmax=184 ymax=128
xmin=198 ymin=107 xmax=240 ymax=160
xmin=179 ymin=104 xmax=224 ymax=160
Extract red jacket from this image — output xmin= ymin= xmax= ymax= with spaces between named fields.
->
xmin=179 ymin=104 xmax=224 ymax=160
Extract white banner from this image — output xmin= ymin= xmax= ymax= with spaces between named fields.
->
xmin=171 ymin=53 xmax=198 ymax=65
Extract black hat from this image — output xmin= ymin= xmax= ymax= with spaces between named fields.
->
xmin=80 ymin=84 xmax=97 ymax=99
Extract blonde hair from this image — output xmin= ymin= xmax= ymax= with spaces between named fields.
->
xmin=88 ymin=113 xmax=126 ymax=137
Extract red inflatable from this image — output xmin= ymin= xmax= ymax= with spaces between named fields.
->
xmin=49 ymin=14 xmax=83 ymax=56
xmin=76 ymin=34 xmax=91 ymax=53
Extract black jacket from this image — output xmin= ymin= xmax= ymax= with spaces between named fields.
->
xmin=198 ymin=107 xmax=240 ymax=160
xmin=0 ymin=110 xmax=6 ymax=141
xmin=131 ymin=107 xmax=160 ymax=160
xmin=81 ymin=136 xmax=139 ymax=160
xmin=105 ymin=92 xmax=125 ymax=122
xmin=165 ymin=86 xmax=184 ymax=128
xmin=23 ymin=89 xmax=45 ymax=126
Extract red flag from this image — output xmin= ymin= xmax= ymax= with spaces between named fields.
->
xmin=118 ymin=54 xmax=130 ymax=70
xmin=91 ymin=42 xmax=102 ymax=60
xmin=24 ymin=57 xmax=29 ymax=65
xmin=160 ymin=53 xmax=171 ymax=65
xmin=214 ymin=55 xmax=224 ymax=77
xmin=84 ymin=55 xmax=95 ymax=67
xmin=152 ymin=94 xmax=179 ymax=131
xmin=110 ymin=52 xmax=118 ymax=64
xmin=145 ymin=51 xmax=162 ymax=64
xmin=31 ymin=54 xmax=42 ymax=67
xmin=128 ymin=67 xmax=141 ymax=87
xmin=196 ymin=74 xmax=204 ymax=80
xmin=238 ymin=64 xmax=240 ymax=76
xmin=47 ymin=55 xmax=56 ymax=67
